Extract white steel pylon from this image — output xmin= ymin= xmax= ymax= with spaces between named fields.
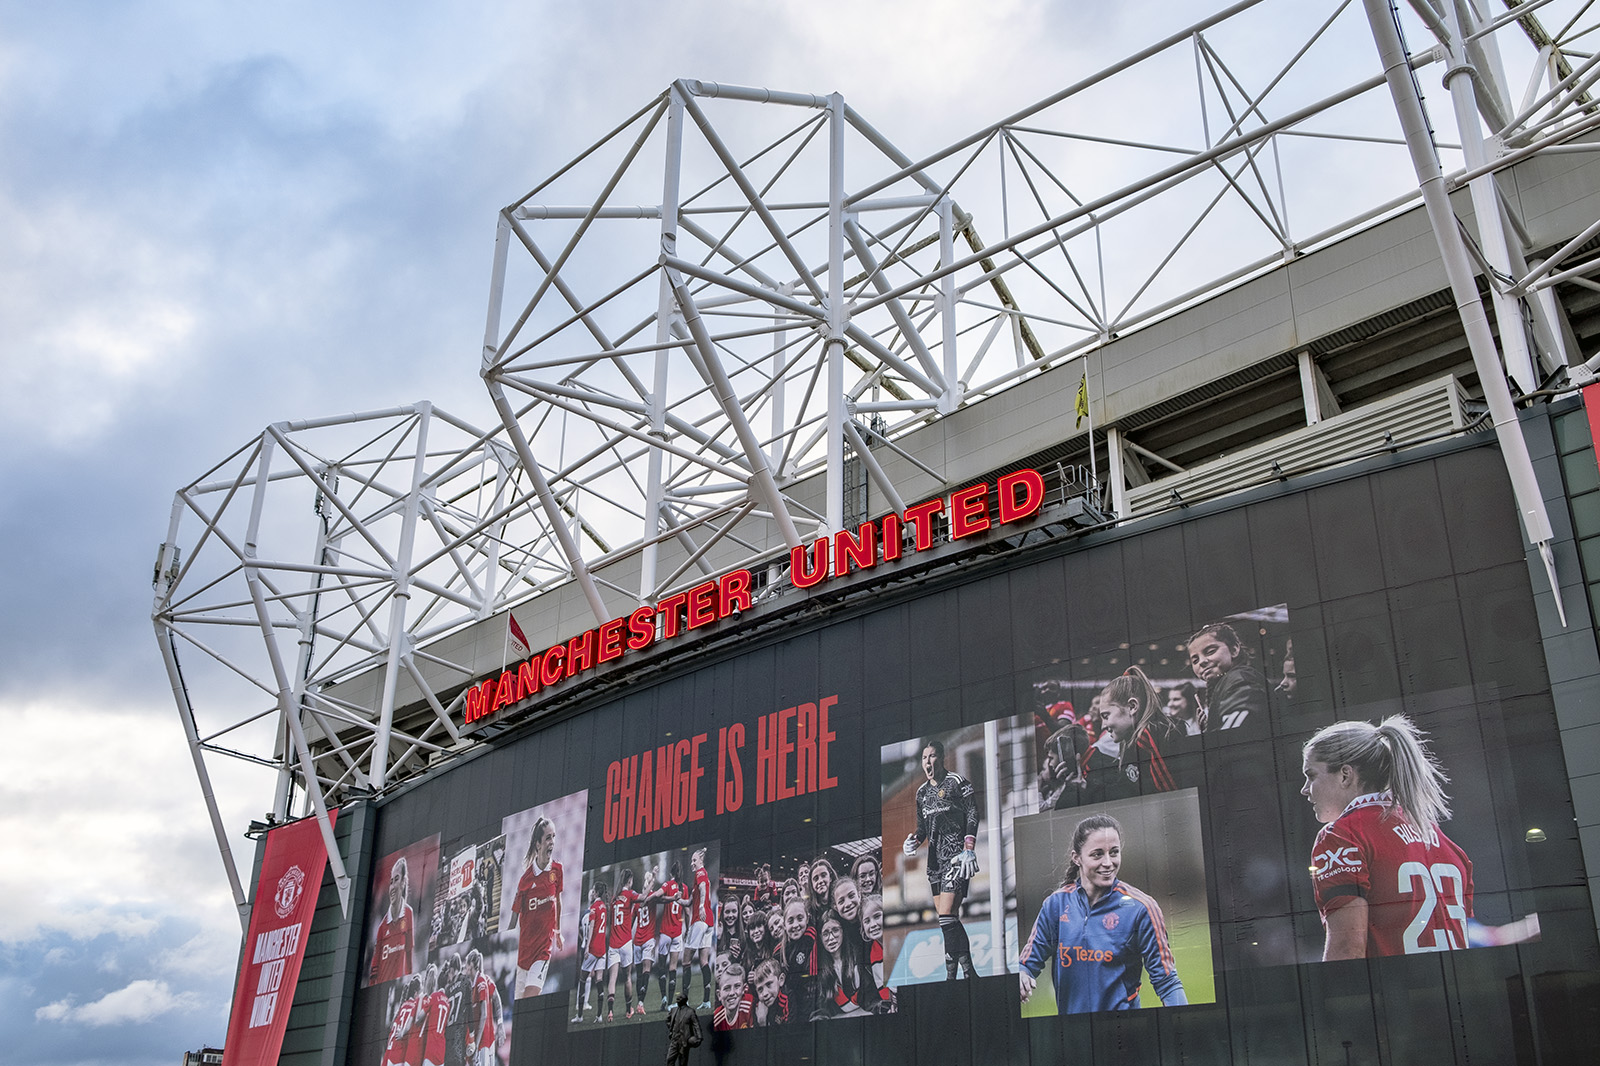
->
xmin=153 ymin=404 xmax=568 ymax=922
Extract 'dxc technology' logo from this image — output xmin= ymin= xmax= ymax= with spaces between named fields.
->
xmin=1312 ymin=847 xmax=1362 ymax=878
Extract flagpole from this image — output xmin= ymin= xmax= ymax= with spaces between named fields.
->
xmin=1086 ymin=348 xmax=1098 ymax=507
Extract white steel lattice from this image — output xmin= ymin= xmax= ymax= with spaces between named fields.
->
xmin=157 ymin=0 xmax=1600 ymax=923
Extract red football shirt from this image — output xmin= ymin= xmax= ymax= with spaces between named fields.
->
xmin=371 ymin=904 xmax=415 ymax=984
xmin=420 ymin=989 xmax=449 ymax=1066
xmin=633 ymin=896 xmax=657 ymax=946
xmin=471 ymin=972 xmax=497 ymax=1048
xmin=585 ymin=898 xmax=609 ymax=957
xmin=691 ymin=869 xmax=713 ymax=926
xmin=383 ymin=996 xmax=418 ymax=1066
xmin=512 ymin=860 xmax=563 ymax=969
xmin=1311 ymin=793 xmax=1474 ymax=956
xmin=714 ymin=988 xmax=754 ymax=1030
xmin=609 ymin=888 xmax=640 ymax=950
xmin=658 ymin=881 xmax=687 ymax=937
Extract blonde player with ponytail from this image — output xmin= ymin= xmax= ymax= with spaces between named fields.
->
xmin=1083 ymin=667 xmax=1177 ymax=798
xmin=1301 ymin=715 xmax=1473 ymax=960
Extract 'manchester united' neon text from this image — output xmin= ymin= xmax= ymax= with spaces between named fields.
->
xmin=463 ymin=569 xmax=753 ymax=724
xmin=787 ymin=468 xmax=1045 ymax=590
xmin=461 ymin=469 xmax=1046 ymax=725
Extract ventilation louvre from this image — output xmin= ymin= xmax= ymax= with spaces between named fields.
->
xmin=1124 ymin=375 xmax=1469 ymax=517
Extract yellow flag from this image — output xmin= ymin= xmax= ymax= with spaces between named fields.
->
xmin=1074 ymin=374 xmax=1089 ymax=430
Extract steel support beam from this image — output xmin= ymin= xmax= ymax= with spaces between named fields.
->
xmin=666 ymin=273 xmax=804 ymax=550
xmin=1364 ymin=0 xmax=1563 ymax=624
xmin=642 ymin=86 xmax=686 ymax=601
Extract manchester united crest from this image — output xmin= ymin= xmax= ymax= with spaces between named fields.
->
xmin=274 ymin=864 xmax=307 ymax=918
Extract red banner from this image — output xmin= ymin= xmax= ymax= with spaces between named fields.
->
xmin=223 ymin=811 xmax=336 ymax=1066
xmin=1583 ymin=385 xmax=1600 ymax=472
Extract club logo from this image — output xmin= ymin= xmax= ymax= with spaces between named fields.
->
xmin=1312 ymin=846 xmax=1362 ymax=877
xmin=1102 ymin=913 xmax=1120 ymax=931
xmin=274 ymin=864 xmax=307 ymax=918
xmin=1124 ymin=764 xmax=1140 ymax=784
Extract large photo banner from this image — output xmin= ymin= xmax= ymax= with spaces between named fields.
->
xmin=879 ymin=717 xmax=1033 ymax=985
xmin=714 ymin=835 xmax=894 ymax=1025
xmin=361 ymin=790 xmax=593 ymax=1066
xmin=502 ymin=791 xmax=589 ymax=1001
xmin=1015 ymin=789 xmax=1215 ymax=1016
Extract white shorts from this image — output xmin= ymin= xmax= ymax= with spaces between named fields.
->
xmin=582 ymin=951 xmax=605 ymax=973
xmin=515 ymin=959 xmax=549 ymax=997
xmin=604 ymin=946 xmax=621 ymax=969
xmin=636 ymin=938 xmax=657 ymax=963
xmin=617 ymin=942 xmax=635 ymax=967
xmin=658 ymin=932 xmax=683 ymax=956
xmin=684 ymin=921 xmax=711 ymax=951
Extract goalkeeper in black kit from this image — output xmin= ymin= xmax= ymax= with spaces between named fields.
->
xmin=903 ymin=738 xmax=980 ymax=980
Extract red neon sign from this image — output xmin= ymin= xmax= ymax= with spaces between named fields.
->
xmin=461 ymin=469 xmax=1045 ymax=726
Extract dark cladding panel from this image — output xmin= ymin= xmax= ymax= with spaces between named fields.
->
xmin=957 ymin=573 xmax=1014 ymax=685
xmin=1203 ymin=737 xmax=1296 ymax=927
xmin=774 ymin=626 xmax=823 ymax=712
xmin=1457 ymin=563 xmax=1550 ymax=699
xmin=1008 ymin=556 xmax=1070 ymax=672
xmin=1157 ymin=1000 xmax=1233 ymax=1066
xmin=1371 ymin=461 xmax=1457 ymax=588
xmin=1387 ymin=577 xmax=1473 ymax=697
xmin=861 ymin=602 xmax=911 ymax=710
xmin=815 ymin=685 xmax=866 ymax=835
xmin=817 ymin=615 xmax=866 ymax=716
xmin=1436 ymin=447 xmax=1529 ymax=573
xmin=1086 ymin=1004 xmax=1161 ymax=1063
xmin=1277 ymin=602 xmax=1333 ymax=734
xmin=1322 ymin=591 xmax=1404 ymax=707
xmin=1062 ymin=540 xmax=1128 ymax=654
xmin=1220 ymin=963 xmax=1309 ymax=1066
xmin=906 ymin=589 xmax=961 ymax=697
xmin=1306 ymin=476 xmax=1386 ymax=601
xmin=1122 ymin=522 xmax=1193 ymax=647
xmin=1245 ymin=492 xmax=1321 ymax=610
xmin=1184 ymin=509 xmax=1261 ymax=625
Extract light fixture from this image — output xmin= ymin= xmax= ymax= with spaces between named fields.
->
xmin=1525 ymin=827 xmax=1547 ymax=843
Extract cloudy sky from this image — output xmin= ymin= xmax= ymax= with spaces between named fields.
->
xmin=0 ymin=0 xmax=1490 ymax=1062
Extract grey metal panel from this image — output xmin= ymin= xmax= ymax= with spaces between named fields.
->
xmin=1510 ymin=137 xmax=1600 ymax=251
xmin=1101 ymin=269 xmax=1298 ymax=421
xmin=1285 ymin=207 xmax=1450 ymax=343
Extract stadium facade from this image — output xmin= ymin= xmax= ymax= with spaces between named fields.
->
xmin=156 ymin=2 xmax=1600 ymax=1063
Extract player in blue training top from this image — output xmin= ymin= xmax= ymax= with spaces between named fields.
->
xmin=1018 ymin=813 xmax=1187 ymax=1015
